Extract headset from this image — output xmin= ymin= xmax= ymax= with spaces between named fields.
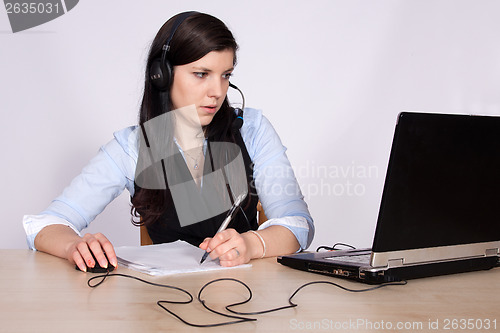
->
xmin=149 ymin=11 xmax=196 ymax=91
xmin=229 ymin=83 xmax=245 ymax=131
xmin=149 ymin=11 xmax=245 ymax=131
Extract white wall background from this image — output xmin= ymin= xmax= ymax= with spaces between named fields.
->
xmin=1 ymin=0 xmax=500 ymax=250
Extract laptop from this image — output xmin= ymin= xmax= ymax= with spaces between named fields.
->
xmin=278 ymin=112 xmax=500 ymax=284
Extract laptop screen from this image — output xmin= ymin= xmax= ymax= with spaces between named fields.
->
xmin=372 ymin=112 xmax=500 ymax=253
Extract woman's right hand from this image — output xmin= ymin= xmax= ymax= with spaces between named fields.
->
xmin=34 ymin=224 xmax=118 ymax=272
xmin=68 ymin=233 xmax=118 ymax=272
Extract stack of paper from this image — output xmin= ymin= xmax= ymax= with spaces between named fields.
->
xmin=115 ymin=240 xmax=251 ymax=276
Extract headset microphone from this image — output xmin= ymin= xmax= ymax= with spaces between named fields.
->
xmin=229 ymin=82 xmax=245 ymax=132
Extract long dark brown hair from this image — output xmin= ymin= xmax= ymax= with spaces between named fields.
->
xmin=131 ymin=12 xmax=239 ymax=227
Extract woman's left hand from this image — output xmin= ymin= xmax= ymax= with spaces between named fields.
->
xmin=199 ymin=228 xmax=257 ymax=267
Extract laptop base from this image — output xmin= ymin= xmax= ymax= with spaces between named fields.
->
xmin=278 ymin=252 xmax=498 ymax=284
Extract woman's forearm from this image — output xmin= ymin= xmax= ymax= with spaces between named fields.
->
xmin=34 ymin=224 xmax=82 ymax=260
xmin=245 ymin=225 xmax=300 ymax=259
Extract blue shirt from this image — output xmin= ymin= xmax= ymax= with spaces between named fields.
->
xmin=23 ymin=108 xmax=314 ymax=250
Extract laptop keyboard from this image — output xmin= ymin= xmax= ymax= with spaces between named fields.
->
xmin=325 ymin=254 xmax=371 ymax=264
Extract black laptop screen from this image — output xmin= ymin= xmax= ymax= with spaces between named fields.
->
xmin=372 ymin=112 xmax=500 ymax=253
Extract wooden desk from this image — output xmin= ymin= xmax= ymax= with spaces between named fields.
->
xmin=0 ymin=250 xmax=498 ymax=332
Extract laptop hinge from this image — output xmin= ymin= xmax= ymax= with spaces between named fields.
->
xmin=387 ymin=258 xmax=404 ymax=268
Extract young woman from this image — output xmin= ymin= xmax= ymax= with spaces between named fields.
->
xmin=23 ymin=12 xmax=314 ymax=272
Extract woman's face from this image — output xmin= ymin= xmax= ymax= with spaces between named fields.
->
xmin=170 ymin=49 xmax=234 ymax=127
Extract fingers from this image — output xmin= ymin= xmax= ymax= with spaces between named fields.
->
xmin=199 ymin=238 xmax=211 ymax=251
xmin=94 ymin=233 xmax=118 ymax=268
xmin=71 ymin=233 xmax=117 ymax=272
xmin=199 ymin=229 xmax=249 ymax=267
xmin=72 ymin=244 xmax=89 ymax=272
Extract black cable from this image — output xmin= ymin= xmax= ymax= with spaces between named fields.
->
xmin=87 ymin=272 xmax=406 ymax=328
xmin=225 ymin=279 xmax=407 ymax=316
xmin=88 ymin=273 xmax=253 ymax=327
xmin=197 ymin=277 xmax=293 ymax=318
xmin=88 ymin=272 xmax=192 ymax=303
xmin=316 ymin=242 xmax=357 ymax=252
xmin=89 ymin=272 xmax=216 ymax=328
xmin=195 ymin=278 xmax=257 ymax=326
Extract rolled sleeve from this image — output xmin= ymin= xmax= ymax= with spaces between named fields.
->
xmin=23 ymin=214 xmax=82 ymax=250
xmin=258 ymin=216 xmax=312 ymax=251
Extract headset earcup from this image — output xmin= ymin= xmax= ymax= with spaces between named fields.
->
xmin=149 ymin=58 xmax=173 ymax=91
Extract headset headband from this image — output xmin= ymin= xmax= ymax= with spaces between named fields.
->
xmin=161 ymin=11 xmax=198 ymax=60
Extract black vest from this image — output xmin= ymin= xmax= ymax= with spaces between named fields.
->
xmin=134 ymin=130 xmax=259 ymax=247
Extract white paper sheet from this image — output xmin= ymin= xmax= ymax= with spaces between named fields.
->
xmin=115 ymin=240 xmax=251 ymax=276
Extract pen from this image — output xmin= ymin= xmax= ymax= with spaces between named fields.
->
xmin=200 ymin=193 xmax=246 ymax=264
